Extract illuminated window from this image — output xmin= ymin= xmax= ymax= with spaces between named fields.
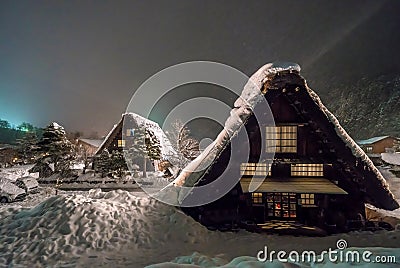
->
xmin=126 ymin=129 xmax=135 ymax=137
xmin=266 ymin=193 xmax=297 ymax=218
xmin=266 ymin=126 xmax=297 ymax=153
xmin=300 ymin=194 xmax=315 ymax=206
xmin=252 ymin=193 xmax=263 ymax=204
xmin=291 ymin=164 xmax=323 ymax=176
xmin=240 ymin=163 xmax=271 ymax=176
xmin=366 ymin=146 xmax=373 ymax=153
xmin=117 ymin=139 xmax=125 ymax=147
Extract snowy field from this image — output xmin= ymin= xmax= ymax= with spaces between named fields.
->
xmin=0 ymin=166 xmax=399 ymax=267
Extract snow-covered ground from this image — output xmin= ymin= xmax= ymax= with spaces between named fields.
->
xmin=0 ymin=189 xmax=399 ymax=267
xmin=382 ymin=153 xmax=400 ymax=166
xmin=0 ymin=166 xmax=399 ymax=267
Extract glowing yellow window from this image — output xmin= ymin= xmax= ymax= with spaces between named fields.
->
xmin=266 ymin=126 xmax=297 ymax=153
xmin=300 ymin=194 xmax=315 ymax=206
xmin=240 ymin=163 xmax=271 ymax=176
xmin=117 ymin=139 xmax=126 ymax=147
xmin=252 ymin=193 xmax=263 ymax=204
xmin=291 ymin=164 xmax=323 ymax=176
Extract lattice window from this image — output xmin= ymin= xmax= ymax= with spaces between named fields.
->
xmin=240 ymin=163 xmax=271 ymax=176
xmin=117 ymin=139 xmax=125 ymax=148
xmin=291 ymin=164 xmax=323 ymax=177
xmin=300 ymin=193 xmax=315 ymax=206
xmin=266 ymin=126 xmax=297 ymax=153
xmin=252 ymin=193 xmax=263 ymax=204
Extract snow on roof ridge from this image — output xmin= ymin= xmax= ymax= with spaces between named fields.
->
xmin=96 ymin=112 xmax=178 ymax=159
xmin=95 ymin=122 xmax=120 ymax=155
xmin=173 ymin=62 xmax=300 ymax=187
xmin=79 ymin=138 xmax=104 ymax=148
xmin=305 ymin=83 xmax=396 ymax=201
xmin=171 ymin=62 xmax=397 ymax=208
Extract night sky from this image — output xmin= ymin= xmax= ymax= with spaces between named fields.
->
xmin=1 ymin=0 xmax=399 ymax=136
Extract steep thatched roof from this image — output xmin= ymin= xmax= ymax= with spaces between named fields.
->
xmin=172 ymin=62 xmax=399 ymax=211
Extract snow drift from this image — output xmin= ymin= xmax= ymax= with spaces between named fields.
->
xmin=0 ymin=190 xmax=399 ymax=267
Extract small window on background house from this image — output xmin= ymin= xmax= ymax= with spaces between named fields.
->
xmin=291 ymin=164 xmax=324 ymax=176
xmin=118 ymin=139 xmax=125 ymax=147
xmin=240 ymin=163 xmax=271 ymax=176
xmin=300 ymin=193 xmax=315 ymax=206
xmin=366 ymin=146 xmax=373 ymax=153
xmin=266 ymin=126 xmax=297 ymax=153
xmin=252 ymin=193 xmax=263 ymax=204
xmin=126 ymin=129 xmax=135 ymax=137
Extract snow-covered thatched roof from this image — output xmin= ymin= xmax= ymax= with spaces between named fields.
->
xmin=172 ymin=62 xmax=399 ymax=211
xmin=79 ymin=138 xmax=104 ymax=148
xmin=96 ymin=113 xmax=177 ymax=160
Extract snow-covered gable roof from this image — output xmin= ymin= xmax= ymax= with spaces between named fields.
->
xmin=357 ymin=136 xmax=391 ymax=145
xmin=172 ymin=62 xmax=399 ymax=211
xmin=95 ymin=113 xmax=178 ymax=160
xmin=123 ymin=113 xmax=178 ymax=159
xmin=0 ymin=178 xmax=25 ymax=195
xmin=79 ymin=138 xmax=104 ymax=148
xmin=95 ymin=123 xmax=120 ymax=155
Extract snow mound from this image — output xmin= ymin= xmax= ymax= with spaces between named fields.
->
xmin=148 ymin=248 xmax=400 ymax=268
xmin=0 ymin=190 xmax=210 ymax=267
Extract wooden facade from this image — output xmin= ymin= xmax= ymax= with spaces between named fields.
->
xmin=358 ymin=136 xmax=398 ymax=154
xmin=181 ymin=70 xmax=399 ymax=233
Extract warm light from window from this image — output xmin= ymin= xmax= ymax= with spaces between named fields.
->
xmin=291 ymin=164 xmax=323 ymax=176
xmin=118 ymin=139 xmax=125 ymax=147
xmin=300 ymin=193 xmax=315 ymax=206
xmin=266 ymin=126 xmax=297 ymax=153
xmin=240 ymin=163 xmax=271 ymax=176
xmin=252 ymin=192 xmax=263 ymax=204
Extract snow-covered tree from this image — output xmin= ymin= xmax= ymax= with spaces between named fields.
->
xmin=95 ymin=149 xmax=111 ymax=178
xmin=146 ymin=130 xmax=161 ymax=161
xmin=36 ymin=122 xmax=75 ymax=174
xmin=110 ymin=150 xmax=128 ymax=179
xmin=16 ymin=132 xmax=39 ymax=164
xmin=166 ymin=120 xmax=200 ymax=168
xmin=126 ymin=126 xmax=161 ymax=178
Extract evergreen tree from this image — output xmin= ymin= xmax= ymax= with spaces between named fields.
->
xmin=146 ymin=130 xmax=161 ymax=161
xmin=126 ymin=126 xmax=162 ymax=178
xmin=36 ymin=122 xmax=75 ymax=173
xmin=110 ymin=150 xmax=128 ymax=179
xmin=95 ymin=149 xmax=111 ymax=178
xmin=127 ymin=126 xmax=148 ymax=177
xmin=16 ymin=132 xmax=39 ymax=164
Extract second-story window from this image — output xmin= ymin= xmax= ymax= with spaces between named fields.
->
xmin=291 ymin=164 xmax=323 ymax=176
xmin=240 ymin=163 xmax=271 ymax=176
xmin=266 ymin=126 xmax=297 ymax=153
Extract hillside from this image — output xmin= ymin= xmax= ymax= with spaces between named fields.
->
xmin=316 ymin=75 xmax=400 ymax=140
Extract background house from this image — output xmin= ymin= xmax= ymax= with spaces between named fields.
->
xmin=77 ymin=138 xmax=103 ymax=156
xmin=357 ymin=136 xmax=398 ymax=154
